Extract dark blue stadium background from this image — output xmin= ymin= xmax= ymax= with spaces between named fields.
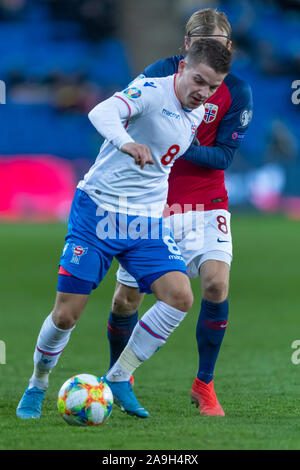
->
xmin=0 ymin=0 xmax=299 ymax=219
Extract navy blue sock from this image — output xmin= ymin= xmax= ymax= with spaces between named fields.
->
xmin=107 ymin=311 xmax=138 ymax=369
xmin=196 ymin=299 xmax=229 ymax=384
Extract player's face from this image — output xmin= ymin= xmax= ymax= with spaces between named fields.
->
xmin=175 ymin=60 xmax=227 ymax=109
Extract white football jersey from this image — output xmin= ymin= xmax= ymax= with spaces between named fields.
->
xmin=77 ymin=75 xmax=204 ymax=217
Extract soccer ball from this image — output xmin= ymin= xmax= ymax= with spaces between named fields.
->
xmin=57 ymin=373 xmax=113 ymax=426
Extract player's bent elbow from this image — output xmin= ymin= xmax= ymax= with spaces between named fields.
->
xmin=88 ymin=108 xmax=97 ymax=125
xmin=215 ymin=145 xmax=235 ymax=170
xmin=216 ymin=162 xmax=229 ymax=171
xmin=88 ymin=102 xmax=106 ymax=126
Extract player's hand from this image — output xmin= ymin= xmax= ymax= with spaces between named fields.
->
xmin=121 ymin=142 xmax=154 ymax=169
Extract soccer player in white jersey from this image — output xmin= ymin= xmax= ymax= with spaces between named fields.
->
xmin=107 ymin=9 xmax=253 ymax=418
xmin=16 ymin=39 xmax=231 ymax=419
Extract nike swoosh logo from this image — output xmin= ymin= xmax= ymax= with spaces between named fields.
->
xmin=217 ymin=238 xmax=230 ymax=243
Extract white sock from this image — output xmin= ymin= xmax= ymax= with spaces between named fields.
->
xmin=29 ymin=365 xmax=52 ymax=390
xmin=106 ymin=301 xmax=187 ymax=382
xmin=29 ymin=312 xmax=75 ymax=389
xmin=106 ymin=344 xmax=142 ymax=382
xmin=129 ymin=301 xmax=187 ymax=361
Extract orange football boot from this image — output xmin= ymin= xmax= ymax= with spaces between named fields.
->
xmin=190 ymin=378 xmax=225 ymax=416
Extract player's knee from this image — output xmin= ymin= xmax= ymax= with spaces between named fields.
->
xmin=111 ymin=284 xmax=142 ymax=315
xmin=203 ymin=277 xmax=229 ymax=303
xmin=179 ymin=288 xmax=194 ymax=312
xmin=52 ymin=293 xmax=87 ymax=329
xmin=52 ymin=307 xmax=79 ymax=329
xmin=111 ymin=294 xmax=140 ymax=315
xmin=166 ymin=285 xmax=194 ymax=312
xmin=152 ymin=273 xmax=193 ymax=312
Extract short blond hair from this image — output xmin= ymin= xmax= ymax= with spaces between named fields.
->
xmin=185 ymin=8 xmax=232 ymax=40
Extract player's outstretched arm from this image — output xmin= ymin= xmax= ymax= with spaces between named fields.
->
xmin=120 ymin=142 xmax=154 ymax=169
xmin=182 ymin=141 xmax=235 ymax=170
xmin=182 ymin=78 xmax=253 ymax=170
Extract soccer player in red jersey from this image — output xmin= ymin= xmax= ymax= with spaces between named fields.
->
xmin=106 ymin=9 xmax=253 ymax=416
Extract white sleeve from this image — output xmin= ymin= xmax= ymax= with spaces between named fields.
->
xmin=88 ymin=81 xmax=160 ymax=150
xmin=88 ymin=95 xmax=135 ymax=150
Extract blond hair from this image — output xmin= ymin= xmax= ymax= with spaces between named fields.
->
xmin=185 ymin=8 xmax=232 ymax=41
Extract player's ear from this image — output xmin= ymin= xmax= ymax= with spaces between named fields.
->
xmin=184 ymin=36 xmax=191 ymax=51
xmin=177 ymin=59 xmax=186 ymax=74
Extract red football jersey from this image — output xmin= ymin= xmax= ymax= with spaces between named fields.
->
xmin=167 ymin=81 xmax=232 ymax=212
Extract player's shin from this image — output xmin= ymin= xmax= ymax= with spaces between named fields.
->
xmin=106 ymin=301 xmax=188 ymax=381
xmin=107 ymin=311 xmax=139 ymax=369
xmin=29 ymin=312 xmax=75 ymax=390
xmin=196 ymin=298 xmax=229 ymax=383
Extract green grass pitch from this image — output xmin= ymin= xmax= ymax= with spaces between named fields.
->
xmin=1 ymin=213 xmax=300 ymax=450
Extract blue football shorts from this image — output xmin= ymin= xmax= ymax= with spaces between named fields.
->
xmin=58 ymin=189 xmax=187 ymax=294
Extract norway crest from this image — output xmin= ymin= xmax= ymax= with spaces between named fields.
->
xmin=203 ymin=103 xmax=218 ymax=123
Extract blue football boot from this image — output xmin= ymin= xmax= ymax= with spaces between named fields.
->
xmin=103 ymin=376 xmax=149 ymax=418
xmin=16 ymin=386 xmax=46 ymax=419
